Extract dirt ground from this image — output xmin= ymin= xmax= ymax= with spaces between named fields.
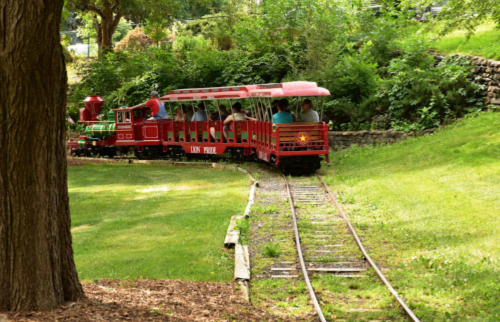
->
xmin=3 ymin=279 xmax=285 ymax=322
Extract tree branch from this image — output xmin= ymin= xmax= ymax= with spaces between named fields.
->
xmin=110 ymin=6 xmax=123 ymax=34
xmin=110 ymin=0 xmax=119 ymax=12
xmin=87 ymin=2 xmax=104 ymax=18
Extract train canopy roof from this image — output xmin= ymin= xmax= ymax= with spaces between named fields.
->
xmin=160 ymin=82 xmax=330 ymax=101
xmin=160 ymin=85 xmax=258 ymax=101
xmin=248 ymin=81 xmax=330 ymax=98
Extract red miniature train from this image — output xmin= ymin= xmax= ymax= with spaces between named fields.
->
xmin=67 ymin=81 xmax=331 ymax=174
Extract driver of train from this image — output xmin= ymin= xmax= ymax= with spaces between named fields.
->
xmin=129 ymin=91 xmax=168 ymax=120
xmin=300 ymin=99 xmax=320 ymax=122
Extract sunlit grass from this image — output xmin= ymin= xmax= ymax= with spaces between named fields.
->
xmin=321 ymin=111 xmax=500 ymax=321
xmin=68 ymin=164 xmax=249 ymax=282
xmin=419 ymin=21 xmax=500 ymax=59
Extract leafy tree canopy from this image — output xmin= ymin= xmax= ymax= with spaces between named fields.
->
xmin=65 ymin=0 xmax=216 ymax=54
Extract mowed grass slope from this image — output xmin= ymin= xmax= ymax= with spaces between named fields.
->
xmin=322 ymin=112 xmax=500 ymax=321
xmin=68 ymin=164 xmax=249 ymax=282
xmin=423 ymin=21 xmax=500 ymax=60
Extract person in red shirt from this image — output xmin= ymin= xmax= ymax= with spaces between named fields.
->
xmin=130 ymin=91 xmax=168 ymax=120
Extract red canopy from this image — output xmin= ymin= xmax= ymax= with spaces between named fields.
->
xmin=160 ymin=82 xmax=330 ymax=101
xmin=248 ymin=81 xmax=330 ymax=98
xmin=160 ymin=85 xmax=258 ymax=101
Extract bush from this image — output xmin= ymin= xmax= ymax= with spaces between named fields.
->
xmin=115 ymin=27 xmax=153 ymax=51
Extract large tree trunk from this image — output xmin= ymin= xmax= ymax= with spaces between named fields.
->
xmin=92 ymin=4 xmax=123 ymax=57
xmin=0 ymin=0 xmax=84 ymax=311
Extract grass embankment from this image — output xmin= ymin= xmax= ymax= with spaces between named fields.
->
xmin=68 ymin=164 xmax=249 ymax=282
xmin=421 ymin=21 xmax=500 ymax=60
xmin=322 ymin=111 xmax=500 ymax=321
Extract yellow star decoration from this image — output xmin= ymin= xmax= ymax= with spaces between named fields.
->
xmin=300 ymin=135 xmax=307 ymax=142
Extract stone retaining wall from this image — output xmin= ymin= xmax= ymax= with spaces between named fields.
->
xmin=328 ymin=129 xmax=434 ymax=151
xmin=434 ymin=54 xmax=500 ymax=106
xmin=470 ymin=56 xmax=500 ymax=106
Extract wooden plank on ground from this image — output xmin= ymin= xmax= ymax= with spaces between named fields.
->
xmin=224 ymin=215 xmax=243 ymax=248
xmin=234 ymin=244 xmax=250 ymax=280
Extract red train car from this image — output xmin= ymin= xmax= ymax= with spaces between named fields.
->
xmin=68 ymin=81 xmax=331 ymax=174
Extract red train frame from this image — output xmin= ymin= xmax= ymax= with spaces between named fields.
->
xmin=68 ymin=81 xmax=331 ymax=174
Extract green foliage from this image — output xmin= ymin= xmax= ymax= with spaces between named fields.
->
xmin=67 ymin=2 xmax=486 ymax=131
xmin=261 ymin=242 xmax=281 ymax=258
xmin=373 ymin=53 xmax=484 ymax=130
xmin=416 ymin=0 xmax=500 ymax=38
xmin=235 ymin=217 xmax=250 ymax=244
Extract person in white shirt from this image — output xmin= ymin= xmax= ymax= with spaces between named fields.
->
xmin=300 ymin=99 xmax=320 ymax=122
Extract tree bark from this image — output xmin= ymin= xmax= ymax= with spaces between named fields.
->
xmin=0 ymin=0 xmax=84 ymax=312
xmin=90 ymin=2 xmax=122 ymax=57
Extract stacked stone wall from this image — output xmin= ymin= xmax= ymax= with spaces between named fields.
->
xmin=470 ymin=56 xmax=500 ymax=106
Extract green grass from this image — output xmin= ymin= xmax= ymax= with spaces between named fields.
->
xmin=420 ymin=21 xmax=500 ymax=59
xmin=68 ymin=163 xmax=249 ymax=282
xmin=321 ymin=111 xmax=500 ymax=321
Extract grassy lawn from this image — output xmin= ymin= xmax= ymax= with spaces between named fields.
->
xmin=321 ymin=111 xmax=500 ymax=321
xmin=68 ymin=163 xmax=249 ymax=282
xmin=419 ymin=21 xmax=500 ymax=60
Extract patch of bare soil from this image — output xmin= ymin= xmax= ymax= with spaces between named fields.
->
xmin=5 ymin=279 xmax=282 ymax=322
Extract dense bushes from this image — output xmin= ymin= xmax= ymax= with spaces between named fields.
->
xmin=68 ymin=3 xmax=486 ymax=131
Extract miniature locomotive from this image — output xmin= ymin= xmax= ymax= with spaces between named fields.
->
xmin=67 ymin=82 xmax=331 ymax=175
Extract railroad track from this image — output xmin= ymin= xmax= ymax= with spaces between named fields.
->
xmin=278 ymin=174 xmax=420 ymax=322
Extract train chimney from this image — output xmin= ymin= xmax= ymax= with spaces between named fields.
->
xmin=82 ymin=95 xmax=105 ymax=122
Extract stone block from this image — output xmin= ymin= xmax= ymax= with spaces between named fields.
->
xmin=491 ymin=97 xmax=500 ymax=105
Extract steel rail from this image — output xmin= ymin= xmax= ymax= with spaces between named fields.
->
xmin=283 ymin=175 xmax=327 ymax=322
xmin=317 ymin=175 xmax=420 ymax=322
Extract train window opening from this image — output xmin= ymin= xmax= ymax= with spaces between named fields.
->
xmin=125 ymin=111 xmax=131 ymax=122
xmin=117 ymin=112 xmax=123 ymax=123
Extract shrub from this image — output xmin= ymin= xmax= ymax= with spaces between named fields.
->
xmin=115 ymin=27 xmax=153 ymax=51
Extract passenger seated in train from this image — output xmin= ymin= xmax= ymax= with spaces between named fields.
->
xmin=278 ymin=98 xmax=297 ymax=122
xmin=273 ymin=99 xmax=294 ymax=123
xmin=223 ymin=102 xmax=248 ymax=141
xmin=271 ymin=100 xmax=279 ymax=115
xmin=209 ymin=112 xmax=219 ymax=141
xmin=245 ymin=102 xmax=265 ymax=121
xmin=218 ymin=105 xmax=228 ymax=121
xmin=192 ymin=102 xmax=208 ymax=121
xmin=174 ymin=104 xmax=187 ymax=121
xmin=300 ymin=99 xmax=320 ymax=122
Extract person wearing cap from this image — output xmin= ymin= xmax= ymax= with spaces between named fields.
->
xmin=130 ymin=91 xmax=168 ymax=120
xmin=300 ymin=99 xmax=319 ymax=122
